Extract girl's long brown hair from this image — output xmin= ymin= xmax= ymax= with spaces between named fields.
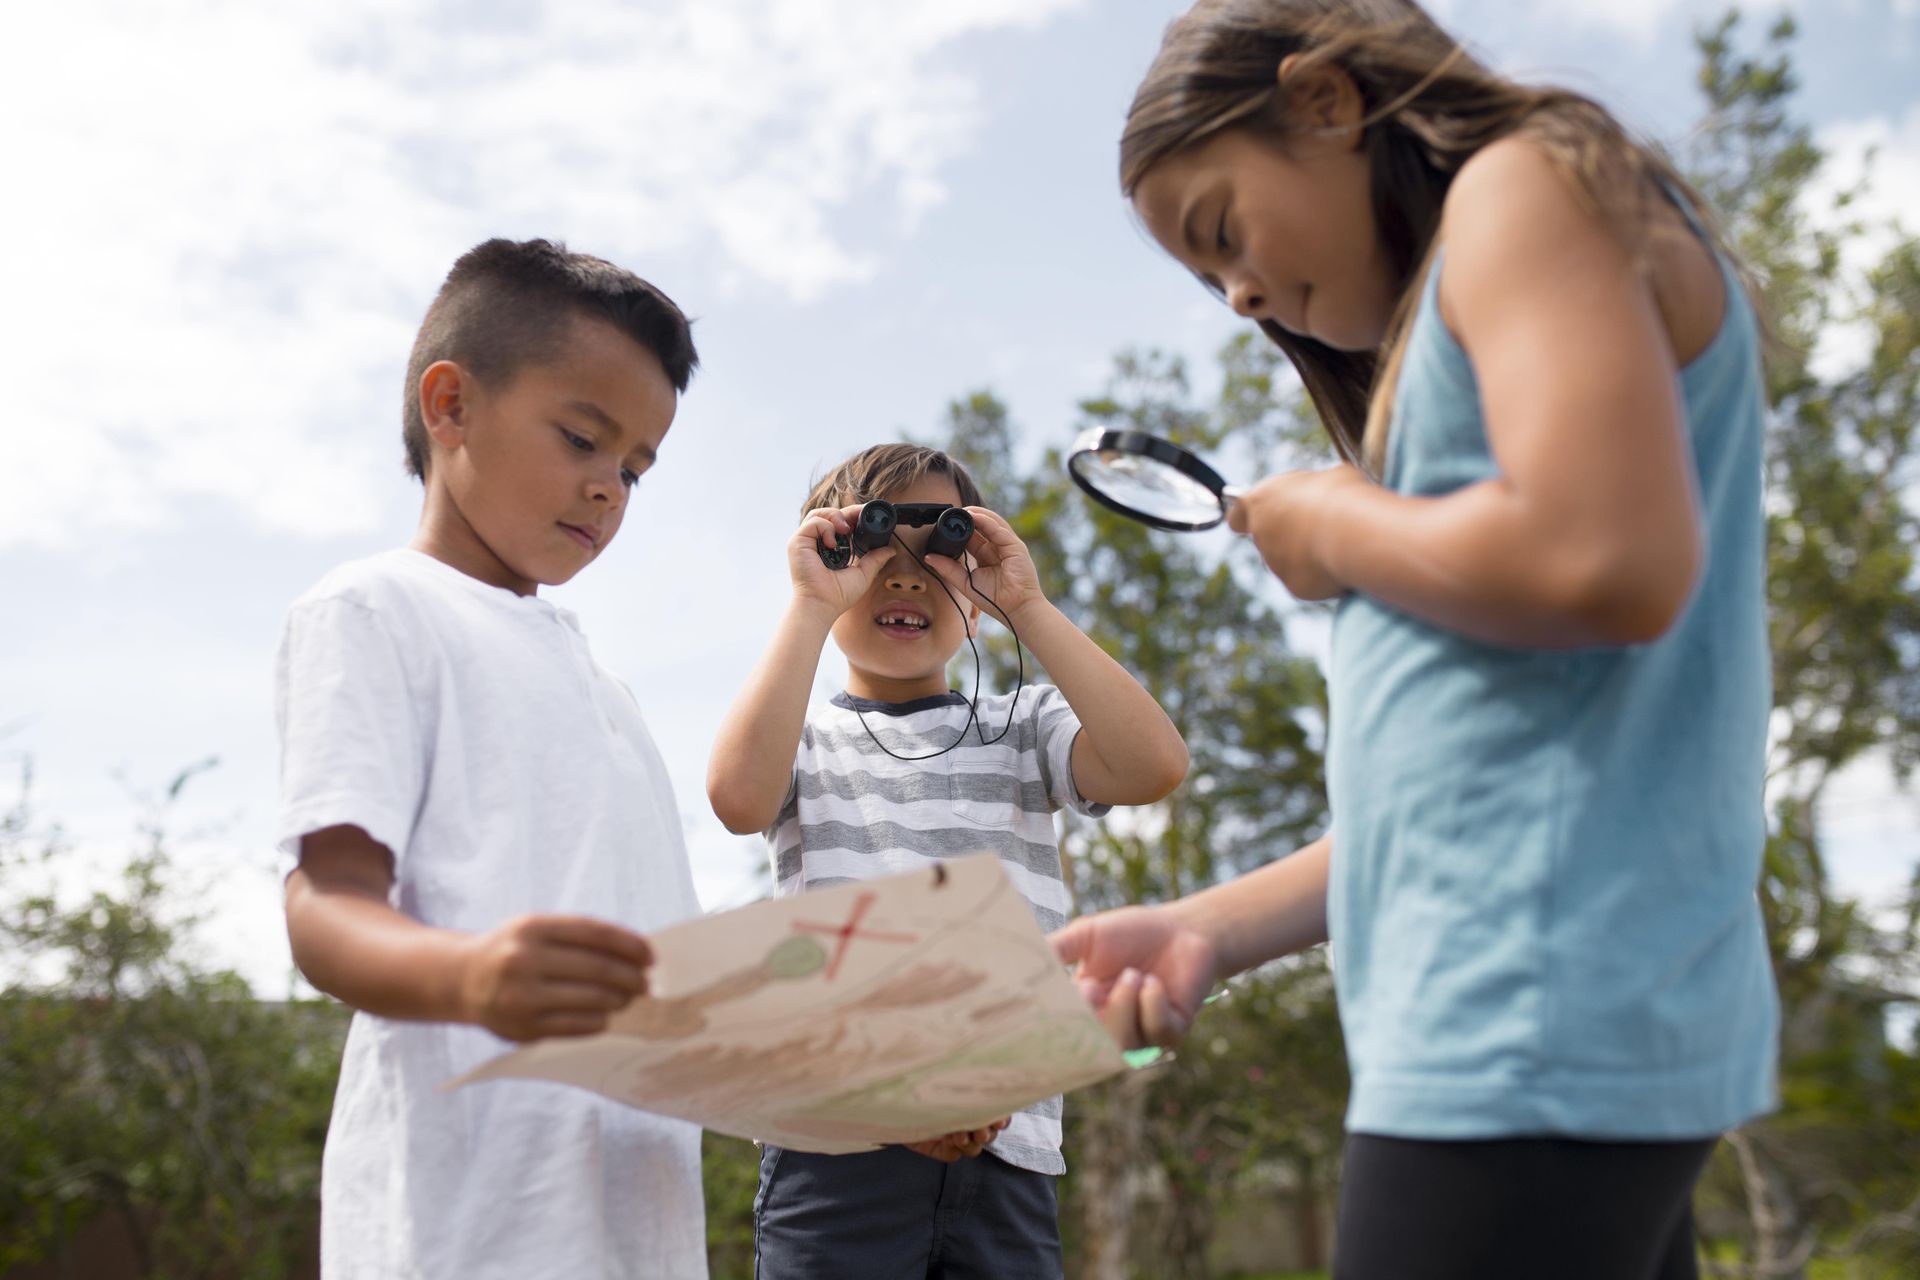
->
xmin=1120 ymin=0 xmax=1747 ymax=471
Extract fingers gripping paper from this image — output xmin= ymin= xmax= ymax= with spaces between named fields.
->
xmin=451 ymin=855 xmax=1126 ymax=1153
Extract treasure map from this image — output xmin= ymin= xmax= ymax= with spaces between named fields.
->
xmin=450 ymin=854 xmax=1127 ymax=1153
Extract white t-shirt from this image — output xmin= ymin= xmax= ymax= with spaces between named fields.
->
xmin=275 ymin=549 xmax=708 ymax=1280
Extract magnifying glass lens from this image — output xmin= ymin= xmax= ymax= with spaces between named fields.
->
xmin=1068 ymin=450 xmax=1224 ymax=526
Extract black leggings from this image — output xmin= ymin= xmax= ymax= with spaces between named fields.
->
xmin=1333 ymin=1133 xmax=1716 ymax=1280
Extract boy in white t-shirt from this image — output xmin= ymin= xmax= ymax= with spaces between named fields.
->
xmin=277 ymin=238 xmax=708 ymax=1279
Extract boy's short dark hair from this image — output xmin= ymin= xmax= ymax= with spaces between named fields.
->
xmin=401 ymin=238 xmax=699 ymax=480
xmin=801 ymin=444 xmax=985 ymax=519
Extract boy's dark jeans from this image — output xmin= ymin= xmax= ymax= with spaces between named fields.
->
xmin=754 ymin=1143 xmax=1063 ymax=1279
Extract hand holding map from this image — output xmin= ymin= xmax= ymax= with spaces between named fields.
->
xmin=451 ymin=854 xmax=1127 ymax=1153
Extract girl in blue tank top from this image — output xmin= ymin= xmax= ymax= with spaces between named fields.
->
xmin=1053 ymin=3 xmax=1780 ymax=1276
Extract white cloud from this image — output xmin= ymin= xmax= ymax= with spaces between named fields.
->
xmin=1816 ymin=752 xmax=1920 ymax=913
xmin=0 ymin=0 xmax=1080 ymax=551
xmin=1435 ymin=0 xmax=1917 ymax=46
xmin=1812 ymin=105 xmax=1920 ymax=249
xmin=1538 ymin=0 xmax=1688 ymax=41
xmin=1803 ymin=103 xmax=1920 ymax=378
xmin=1426 ymin=0 xmax=1691 ymax=43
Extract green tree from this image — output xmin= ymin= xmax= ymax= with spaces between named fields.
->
xmin=1684 ymin=14 xmax=1920 ymax=1278
xmin=701 ymin=1134 xmax=761 ymax=1280
xmin=925 ymin=16 xmax=1920 ymax=1276
xmin=1128 ymin=952 xmax=1346 ymax=1278
xmin=0 ymin=762 xmax=344 ymax=1279
xmin=666 ymin=19 xmax=1920 ymax=1275
xmin=933 ymin=359 xmax=1339 ymax=1279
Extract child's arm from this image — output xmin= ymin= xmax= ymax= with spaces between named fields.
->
xmin=1052 ymin=833 xmax=1331 ymax=1049
xmin=706 ymin=506 xmax=900 ymax=834
xmin=927 ymin=509 xmax=1189 ymax=805
xmin=1228 ymin=136 xmax=1708 ymax=649
xmin=285 ymin=824 xmax=653 ymax=1041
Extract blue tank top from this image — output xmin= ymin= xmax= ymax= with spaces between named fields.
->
xmin=1325 ymin=234 xmax=1780 ymax=1139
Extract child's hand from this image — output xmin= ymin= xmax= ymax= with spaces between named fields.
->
xmin=456 ymin=914 xmax=654 ymax=1042
xmin=1225 ymin=464 xmax=1369 ymax=601
xmin=1051 ymin=906 xmax=1217 ymax=1051
xmin=925 ymin=507 xmax=1046 ymax=627
xmin=788 ymin=505 xmax=898 ymax=618
xmin=901 ymin=1117 xmax=1011 ymax=1163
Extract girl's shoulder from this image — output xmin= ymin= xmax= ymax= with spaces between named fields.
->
xmin=1429 ymin=137 xmax=1631 ymax=358
xmin=1445 ymin=132 xmax=1571 ymax=212
xmin=1428 ymin=136 xmax=1728 ymax=364
xmin=1438 ymin=134 xmax=1625 ymax=292
xmin=1438 ymin=135 xmax=1726 ymax=369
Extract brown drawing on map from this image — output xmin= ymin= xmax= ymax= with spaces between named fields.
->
xmin=616 ymin=934 xmax=829 ymax=1039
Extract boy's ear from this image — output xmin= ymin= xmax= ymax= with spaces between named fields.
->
xmin=965 ymin=598 xmax=983 ymax=638
xmin=419 ymin=360 xmax=472 ymax=451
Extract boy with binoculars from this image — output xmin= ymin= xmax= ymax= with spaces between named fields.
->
xmin=706 ymin=441 xmax=1189 ymax=1278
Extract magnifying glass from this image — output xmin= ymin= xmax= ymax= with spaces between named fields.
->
xmin=1065 ymin=428 xmax=1246 ymax=532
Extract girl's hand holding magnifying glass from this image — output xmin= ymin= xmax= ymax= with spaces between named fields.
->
xmin=1226 ymin=464 xmax=1370 ymax=601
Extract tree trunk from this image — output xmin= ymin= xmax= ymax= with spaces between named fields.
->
xmin=1726 ymin=1128 xmax=1810 ymax=1280
xmin=1295 ymin=1153 xmax=1326 ymax=1271
xmin=1074 ymin=1071 xmax=1151 ymax=1280
xmin=1164 ymin=1178 xmax=1214 ymax=1280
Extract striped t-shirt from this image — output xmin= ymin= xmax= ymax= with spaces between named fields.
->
xmin=767 ymin=685 xmax=1109 ymax=1175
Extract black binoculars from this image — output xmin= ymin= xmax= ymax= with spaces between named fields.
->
xmin=818 ymin=501 xmax=975 ymax=570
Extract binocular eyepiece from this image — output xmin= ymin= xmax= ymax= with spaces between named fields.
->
xmin=818 ymin=500 xmax=975 ymax=570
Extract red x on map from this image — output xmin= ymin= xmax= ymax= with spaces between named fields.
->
xmin=793 ymin=891 xmax=917 ymax=980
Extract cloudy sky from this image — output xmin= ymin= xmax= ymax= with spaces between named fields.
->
xmin=3 ymin=0 xmax=1916 ymax=994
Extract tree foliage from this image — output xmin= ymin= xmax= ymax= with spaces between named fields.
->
xmin=1683 ymin=14 xmax=1920 ymax=1278
xmin=938 ymin=359 xmax=1329 ymax=912
xmin=932 ymin=356 xmax=1341 ymax=1277
xmin=924 ymin=12 xmax=1920 ymax=1276
xmin=0 ymin=763 xmax=344 ymax=1279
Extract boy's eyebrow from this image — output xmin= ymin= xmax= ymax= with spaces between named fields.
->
xmin=568 ymin=399 xmax=656 ymax=462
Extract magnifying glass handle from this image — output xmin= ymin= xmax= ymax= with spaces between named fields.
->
xmin=1219 ymin=485 xmax=1248 ymax=534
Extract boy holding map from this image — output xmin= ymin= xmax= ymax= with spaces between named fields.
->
xmin=277 ymin=239 xmax=708 ymax=1279
xmin=707 ymin=442 xmax=1189 ymax=1277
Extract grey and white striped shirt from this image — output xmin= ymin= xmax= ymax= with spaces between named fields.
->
xmin=767 ymin=685 xmax=1108 ymax=1175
